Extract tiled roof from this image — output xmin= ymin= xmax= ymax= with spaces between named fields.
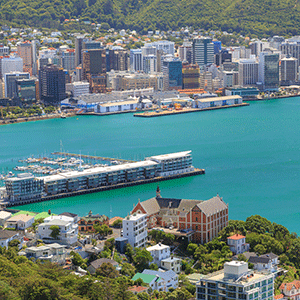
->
xmin=108 ymin=216 xmax=123 ymax=226
xmin=128 ymin=285 xmax=148 ymax=293
xmin=7 ymin=214 xmax=34 ymax=222
xmin=274 ymin=294 xmax=284 ymax=299
xmin=197 ymin=196 xmax=228 ymax=216
xmin=280 ymin=280 xmax=300 ymax=291
xmin=140 ymin=197 xmax=160 ymax=215
xmin=228 ymin=234 xmax=245 ymax=240
xmin=0 ymin=229 xmax=18 ymax=240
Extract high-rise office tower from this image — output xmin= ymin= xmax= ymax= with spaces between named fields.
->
xmin=258 ymin=52 xmax=280 ymax=90
xmin=17 ymin=42 xmax=33 ymax=75
xmin=130 ymin=49 xmax=143 ymax=72
xmin=192 ymin=37 xmax=214 ymax=67
xmin=82 ymin=49 xmax=106 ymax=93
xmin=39 ymin=64 xmax=66 ymax=105
xmin=182 ymin=62 xmax=200 ymax=89
xmin=280 ymin=57 xmax=298 ymax=84
xmin=60 ymin=49 xmax=76 ymax=71
xmin=0 ymin=56 xmax=23 ymax=79
xmin=162 ymin=58 xmax=182 ymax=90
xmin=4 ymin=72 xmax=30 ymax=99
xmin=238 ymin=59 xmax=259 ymax=86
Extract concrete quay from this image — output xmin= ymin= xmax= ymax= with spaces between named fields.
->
xmin=133 ymin=103 xmax=249 ymax=118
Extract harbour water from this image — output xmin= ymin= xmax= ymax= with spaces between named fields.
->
xmin=1 ymin=97 xmax=300 ymax=233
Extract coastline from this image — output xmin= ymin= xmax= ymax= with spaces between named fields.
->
xmin=0 ymin=112 xmax=76 ymax=125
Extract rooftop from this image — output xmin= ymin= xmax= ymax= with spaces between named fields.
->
xmin=7 ymin=214 xmax=34 ymax=222
xmin=0 ymin=229 xmax=18 ymax=240
xmin=147 ymin=243 xmax=170 ymax=252
xmin=124 ymin=213 xmax=146 ymax=221
xmin=147 ymin=150 xmax=191 ymax=161
xmin=228 ymin=234 xmax=246 ymax=240
xmin=131 ymin=273 xmax=157 ymax=284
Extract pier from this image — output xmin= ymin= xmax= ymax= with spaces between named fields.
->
xmin=134 ymin=103 xmax=249 ymax=118
xmin=4 ymin=168 xmax=205 ymax=207
xmin=51 ymin=152 xmax=136 ymax=163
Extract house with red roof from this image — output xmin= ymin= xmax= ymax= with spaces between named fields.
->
xmin=279 ymin=280 xmax=300 ymax=299
xmin=227 ymin=233 xmax=250 ymax=254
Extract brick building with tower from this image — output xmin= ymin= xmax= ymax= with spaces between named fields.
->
xmin=131 ymin=187 xmax=228 ymax=244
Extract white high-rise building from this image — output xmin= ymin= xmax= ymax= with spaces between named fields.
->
xmin=122 ymin=213 xmax=147 ymax=248
xmin=238 ymin=59 xmax=259 ymax=86
xmin=143 ymin=55 xmax=157 ymax=74
xmin=0 ymin=56 xmax=23 ymax=79
xmin=130 ymin=49 xmax=143 ymax=71
xmin=149 ymin=40 xmax=175 ymax=56
xmin=280 ymin=57 xmax=298 ymax=83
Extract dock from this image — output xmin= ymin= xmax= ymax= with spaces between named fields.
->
xmin=4 ymin=168 xmax=205 ymax=207
xmin=134 ymin=103 xmax=249 ymax=118
xmin=51 ymin=152 xmax=136 ymax=163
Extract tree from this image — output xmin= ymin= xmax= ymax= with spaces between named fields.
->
xmin=49 ymin=225 xmax=60 ymax=240
xmin=133 ymin=248 xmax=153 ymax=272
xmin=254 ymin=244 xmax=266 ymax=255
xmin=120 ymin=262 xmax=136 ymax=278
xmin=96 ymin=262 xmax=119 ymax=278
xmin=70 ymin=251 xmax=87 ymax=269
xmin=112 ymin=219 xmax=122 ymax=228
xmin=8 ymin=239 xmax=20 ymax=248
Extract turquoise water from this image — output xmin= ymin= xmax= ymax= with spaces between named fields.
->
xmin=1 ymin=98 xmax=300 ymax=233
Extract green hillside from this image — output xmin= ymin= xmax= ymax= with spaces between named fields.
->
xmin=1 ymin=0 xmax=300 ymax=36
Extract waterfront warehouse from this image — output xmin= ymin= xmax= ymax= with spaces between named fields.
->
xmin=4 ymin=151 xmax=202 ymax=205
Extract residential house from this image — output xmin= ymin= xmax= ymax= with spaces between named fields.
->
xmin=279 ymin=280 xmax=300 ymax=300
xmin=37 ymin=215 xmax=78 ymax=245
xmin=0 ymin=211 xmax=12 ymax=226
xmin=21 ymin=243 xmax=66 ymax=264
xmin=147 ymin=243 xmax=170 ymax=267
xmin=0 ymin=229 xmax=22 ymax=248
xmin=128 ymin=286 xmax=149 ymax=295
xmin=122 ymin=213 xmax=147 ymax=248
xmin=78 ymin=211 xmax=109 ymax=232
xmin=87 ymin=258 xmax=119 ymax=274
xmin=132 ymin=269 xmax=178 ymax=292
xmin=227 ymin=234 xmax=250 ymax=254
xmin=248 ymin=253 xmax=279 ymax=273
xmin=132 ymin=189 xmax=228 ymax=243
xmin=161 ymin=256 xmax=182 ymax=274
xmin=6 ymin=214 xmax=35 ymax=230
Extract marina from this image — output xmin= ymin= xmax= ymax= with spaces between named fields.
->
xmin=1 ymin=151 xmax=205 ymax=206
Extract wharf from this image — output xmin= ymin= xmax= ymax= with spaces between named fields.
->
xmin=51 ymin=152 xmax=136 ymax=163
xmin=134 ymin=103 xmax=249 ymax=118
xmin=4 ymin=168 xmax=205 ymax=207
xmin=77 ymin=108 xmax=152 ymax=117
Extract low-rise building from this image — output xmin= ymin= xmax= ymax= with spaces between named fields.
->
xmin=227 ymin=234 xmax=250 ymax=255
xmin=132 ymin=269 xmax=178 ymax=291
xmin=122 ymin=213 xmax=147 ymax=248
xmin=196 ymin=261 xmax=274 ymax=300
xmin=161 ymin=256 xmax=181 ymax=273
xmin=21 ymin=243 xmax=66 ymax=264
xmin=87 ymin=258 xmax=119 ymax=274
xmin=94 ymin=99 xmax=138 ymax=114
xmin=0 ymin=230 xmax=21 ymax=248
xmin=248 ymin=253 xmax=279 ymax=273
xmin=147 ymin=243 xmax=170 ymax=267
xmin=38 ymin=215 xmax=78 ymax=245
xmin=6 ymin=214 xmax=34 ymax=230
xmin=78 ymin=211 xmax=109 ymax=232
xmin=279 ymin=280 xmax=300 ymax=300
xmin=192 ymin=95 xmax=243 ymax=109
xmin=0 ymin=211 xmax=12 ymax=226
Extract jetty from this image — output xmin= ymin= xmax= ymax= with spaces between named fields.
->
xmin=51 ymin=152 xmax=136 ymax=163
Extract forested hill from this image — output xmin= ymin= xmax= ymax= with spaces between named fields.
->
xmin=1 ymin=0 xmax=300 ymax=36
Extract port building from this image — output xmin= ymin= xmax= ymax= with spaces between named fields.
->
xmin=5 ymin=151 xmax=195 ymax=204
